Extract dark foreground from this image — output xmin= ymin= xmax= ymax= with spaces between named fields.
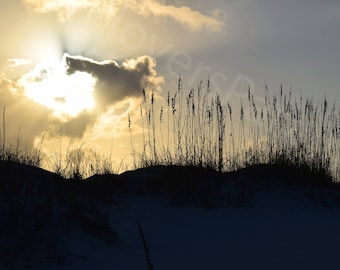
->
xmin=1 ymin=160 xmax=340 ymax=269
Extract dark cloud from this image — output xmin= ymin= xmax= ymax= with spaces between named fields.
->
xmin=0 ymin=53 xmax=163 ymax=142
xmin=64 ymin=54 xmax=163 ymax=110
xmin=59 ymin=110 xmax=97 ymax=138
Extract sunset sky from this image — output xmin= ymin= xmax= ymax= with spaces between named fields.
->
xmin=1 ymin=0 xmax=339 ymax=170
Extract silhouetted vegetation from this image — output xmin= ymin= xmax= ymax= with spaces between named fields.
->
xmin=132 ymin=79 xmax=339 ymax=183
xmin=0 ymin=80 xmax=338 ymax=183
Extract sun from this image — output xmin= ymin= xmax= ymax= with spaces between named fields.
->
xmin=19 ymin=55 xmax=96 ymax=120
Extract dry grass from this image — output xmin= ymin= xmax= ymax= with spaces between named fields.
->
xmin=0 ymin=105 xmax=116 ymax=179
xmin=133 ymin=79 xmax=339 ymax=182
xmin=0 ymin=80 xmax=338 ymax=182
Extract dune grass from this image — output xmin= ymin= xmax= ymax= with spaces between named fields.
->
xmin=0 ymin=135 xmax=115 ymax=180
xmin=0 ymin=106 xmax=116 ymax=180
xmin=48 ymin=145 xmax=117 ymax=179
xmin=0 ymin=79 xmax=338 ymax=182
xmin=132 ymin=79 xmax=339 ymax=182
xmin=0 ymin=106 xmax=43 ymax=167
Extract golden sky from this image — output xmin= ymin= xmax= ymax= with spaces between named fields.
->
xmin=0 ymin=0 xmax=339 ymax=171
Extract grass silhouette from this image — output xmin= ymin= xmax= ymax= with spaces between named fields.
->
xmin=133 ymin=79 xmax=339 ymax=183
xmin=0 ymin=80 xmax=338 ymax=182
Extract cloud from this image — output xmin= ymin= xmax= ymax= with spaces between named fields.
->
xmin=0 ymin=78 xmax=52 ymax=145
xmin=7 ymin=58 xmax=33 ymax=67
xmin=59 ymin=110 xmax=97 ymax=138
xmin=5 ymin=53 xmax=162 ymax=140
xmin=23 ymin=0 xmax=95 ymax=22
xmin=23 ymin=0 xmax=224 ymax=32
xmin=64 ymin=54 xmax=164 ymax=110
xmin=129 ymin=1 xmax=224 ymax=32
xmin=18 ymin=59 xmax=96 ymax=121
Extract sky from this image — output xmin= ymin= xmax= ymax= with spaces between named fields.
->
xmin=0 ymin=0 xmax=339 ymax=170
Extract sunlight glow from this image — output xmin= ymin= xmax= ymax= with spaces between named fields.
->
xmin=7 ymin=58 xmax=33 ymax=67
xmin=19 ymin=56 xmax=96 ymax=120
